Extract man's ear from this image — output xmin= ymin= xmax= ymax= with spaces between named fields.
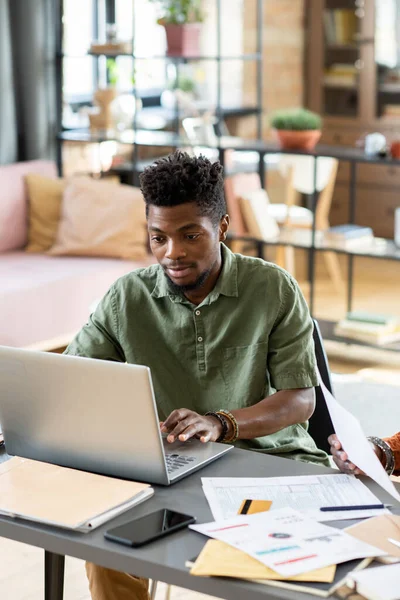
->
xmin=219 ymin=214 xmax=230 ymax=241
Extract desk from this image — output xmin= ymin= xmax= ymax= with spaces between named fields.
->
xmin=1 ymin=447 xmax=399 ymax=600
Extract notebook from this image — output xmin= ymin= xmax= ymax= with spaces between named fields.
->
xmin=0 ymin=457 xmax=153 ymax=532
xmin=346 ymin=564 xmax=400 ymax=600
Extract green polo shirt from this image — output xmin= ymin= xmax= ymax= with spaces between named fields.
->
xmin=65 ymin=244 xmax=329 ymax=466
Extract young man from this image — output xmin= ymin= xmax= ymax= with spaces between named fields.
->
xmin=65 ymin=151 xmax=329 ymax=600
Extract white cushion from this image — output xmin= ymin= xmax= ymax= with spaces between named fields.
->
xmin=278 ymin=155 xmax=335 ymax=194
xmin=239 ymin=189 xmax=280 ymax=241
xmin=267 ymin=203 xmax=313 ymax=226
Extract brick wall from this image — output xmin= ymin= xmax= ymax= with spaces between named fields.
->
xmin=239 ymin=0 xmax=306 ymax=139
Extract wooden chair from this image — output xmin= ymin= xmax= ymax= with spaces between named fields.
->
xmin=224 ymin=159 xmax=343 ymax=292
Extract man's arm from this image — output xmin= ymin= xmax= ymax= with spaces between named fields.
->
xmin=230 ymin=388 xmax=315 ymax=439
xmin=161 ymin=388 xmax=315 ymax=443
xmin=162 ymin=272 xmax=317 ymax=443
xmin=64 ymin=287 xmax=125 ymax=362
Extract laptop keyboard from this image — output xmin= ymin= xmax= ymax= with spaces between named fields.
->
xmin=165 ymin=453 xmax=196 ymax=474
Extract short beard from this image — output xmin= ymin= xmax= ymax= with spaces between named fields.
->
xmin=164 ymin=266 xmax=213 ymax=294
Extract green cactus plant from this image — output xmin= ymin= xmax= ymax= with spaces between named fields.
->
xmin=270 ymin=108 xmax=322 ymax=131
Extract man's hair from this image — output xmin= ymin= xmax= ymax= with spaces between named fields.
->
xmin=139 ymin=151 xmax=226 ymax=225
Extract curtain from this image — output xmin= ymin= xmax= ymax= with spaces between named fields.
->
xmin=0 ymin=0 xmax=57 ymax=165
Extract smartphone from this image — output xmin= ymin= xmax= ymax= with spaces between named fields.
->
xmin=104 ymin=509 xmax=196 ymax=548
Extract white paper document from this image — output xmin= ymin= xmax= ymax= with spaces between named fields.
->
xmin=190 ymin=508 xmax=384 ymax=577
xmin=202 ymin=474 xmax=389 ymax=522
xmin=318 ymin=375 xmax=400 ymax=503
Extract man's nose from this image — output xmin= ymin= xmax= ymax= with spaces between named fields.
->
xmin=165 ymin=239 xmax=187 ymax=260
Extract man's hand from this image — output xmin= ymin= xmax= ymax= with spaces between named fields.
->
xmin=328 ymin=434 xmax=384 ymax=475
xmin=161 ymin=409 xmax=223 ymax=443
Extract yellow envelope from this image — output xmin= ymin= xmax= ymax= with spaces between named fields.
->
xmin=190 ymin=539 xmax=336 ymax=583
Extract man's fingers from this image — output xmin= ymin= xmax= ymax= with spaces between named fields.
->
xmin=162 ymin=409 xmax=192 ymax=432
xmin=199 ymin=431 xmax=212 ymax=443
xmin=168 ymin=418 xmax=199 ymax=442
xmin=177 ymin=423 xmax=202 ymax=442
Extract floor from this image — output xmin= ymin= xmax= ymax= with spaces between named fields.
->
xmin=1 ymin=258 xmax=399 ymax=600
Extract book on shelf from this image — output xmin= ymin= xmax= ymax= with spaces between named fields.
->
xmin=324 ymin=9 xmax=358 ymax=46
xmin=345 ymin=311 xmax=399 ymax=328
xmin=383 ymin=104 xmax=400 ymax=118
xmin=325 ymin=225 xmax=374 ymax=241
xmin=324 ymin=225 xmax=374 ymax=249
xmin=334 ymin=315 xmax=400 ymax=346
xmin=324 ymin=64 xmax=358 ymax=88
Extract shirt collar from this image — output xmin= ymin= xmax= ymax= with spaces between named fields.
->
xmin=151 ymin=243 xmax=238 ymax=303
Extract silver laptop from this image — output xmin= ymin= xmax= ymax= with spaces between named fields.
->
xmin=0 ymin=346 xmax=232 ymax=485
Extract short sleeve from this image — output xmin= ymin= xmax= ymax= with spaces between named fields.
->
xmin=268 ymin=273 xmax=318 ymax=390
xmin=64 ymin=286 xmax=125 ymax=362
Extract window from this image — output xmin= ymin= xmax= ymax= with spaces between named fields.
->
xmin=116 ymin=0 xmax=167 ymax=91
xmin=62 ymin=0 xmax=167 ymax=105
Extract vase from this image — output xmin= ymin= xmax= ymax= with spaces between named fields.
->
xmin=273 ymin=129 xmax=321 ymax=151
xmin=163 ymin=23 xmax=201 ymax=57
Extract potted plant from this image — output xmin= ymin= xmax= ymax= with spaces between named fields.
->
xmin=149 ymin=0 xmax=204 ymax=57
xmin=161 ymin=74 xmax=197 ymax=114
xmin=270 ymin=108 xmax=322 ymax=151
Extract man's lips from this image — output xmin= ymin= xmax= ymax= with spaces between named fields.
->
xmin=165 ymin=266 xmax=194 ymax=279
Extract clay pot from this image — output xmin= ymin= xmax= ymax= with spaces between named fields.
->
xmin=273 ymin=129 xmax=321 ymax=151
xmin=163 ymin=23 xmax=201 ymax=57
xmin=390 ymin=140 xmax=400 ymax=159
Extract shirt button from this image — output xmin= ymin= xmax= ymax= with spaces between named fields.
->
xmin=195 ymin=310 xmax=201 ymax=316
xmin=198 ymin=336 xmax=203 ymax=342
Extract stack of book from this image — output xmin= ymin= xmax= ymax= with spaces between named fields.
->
xmin=334 ymin=312 xmax=400 ymax=346
xmin=324 ymin=64 xmax=358 ymax=88
xmin=324 ymin=224 xmax=374 ymax=249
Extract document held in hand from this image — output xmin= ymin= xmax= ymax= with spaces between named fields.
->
xmin=0 ymin=457 xmax=154 ymax=531
xmin=318 ymin=374 xmax=400 ymax=503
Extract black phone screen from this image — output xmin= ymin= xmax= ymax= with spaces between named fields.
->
xmin=104 ymin=509 xmax=196 ymax=547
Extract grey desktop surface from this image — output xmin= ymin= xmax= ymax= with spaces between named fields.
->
xmin=0 ymin=446 xmax=399 ymax=600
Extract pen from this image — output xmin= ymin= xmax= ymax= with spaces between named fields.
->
xmin=320 ymin=504 xmax=389 ymax=512
xmin=388 ymin=538 xmax=400 ymax=549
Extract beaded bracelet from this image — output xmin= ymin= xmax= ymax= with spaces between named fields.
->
xmin=217 ymin=409 xmax=239 ymax=443
xmin=205 ymin=411 xmax=228 ymax=443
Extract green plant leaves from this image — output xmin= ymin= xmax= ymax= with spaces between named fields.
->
xmin=270 ymin=108 xmax=322 ymax=131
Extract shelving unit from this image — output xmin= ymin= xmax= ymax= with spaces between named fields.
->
xmin=55 ymin=0 xmax=264 ymax=184
xmin=306 ymin=0 xmax=400 ymax=240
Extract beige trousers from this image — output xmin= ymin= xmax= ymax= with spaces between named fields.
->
xmin=86 ymin=562 xmax=150 ymax=600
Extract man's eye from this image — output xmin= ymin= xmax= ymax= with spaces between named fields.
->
xmin=186 ymin=234 xmax=199 ymax=241
xmin=151 ymin=236 xmax=165 ymax=243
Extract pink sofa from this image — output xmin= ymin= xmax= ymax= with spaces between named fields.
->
xmin=0 ymin=160 xmax=153 ymax=349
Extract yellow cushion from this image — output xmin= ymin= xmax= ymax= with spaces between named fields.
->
xmin=25 ymin=174 xmax=65 ymax=253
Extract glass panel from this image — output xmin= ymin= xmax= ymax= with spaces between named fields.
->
xmin=63 ymin=0 xmax=93 ymax=56
xmin=115 ymin=0 xmax=167 ymax=91
xmin=323 ymin=0 xmax=363 ymax=117
xmin=375 ymin=0 xmax=400 ymax=118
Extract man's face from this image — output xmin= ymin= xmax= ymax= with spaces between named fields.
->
xmin=147 ymin=202 xmax=229 ymax=292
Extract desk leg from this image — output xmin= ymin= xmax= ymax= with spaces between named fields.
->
xmin=44 ymin=551 xmax=65 ymax=600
